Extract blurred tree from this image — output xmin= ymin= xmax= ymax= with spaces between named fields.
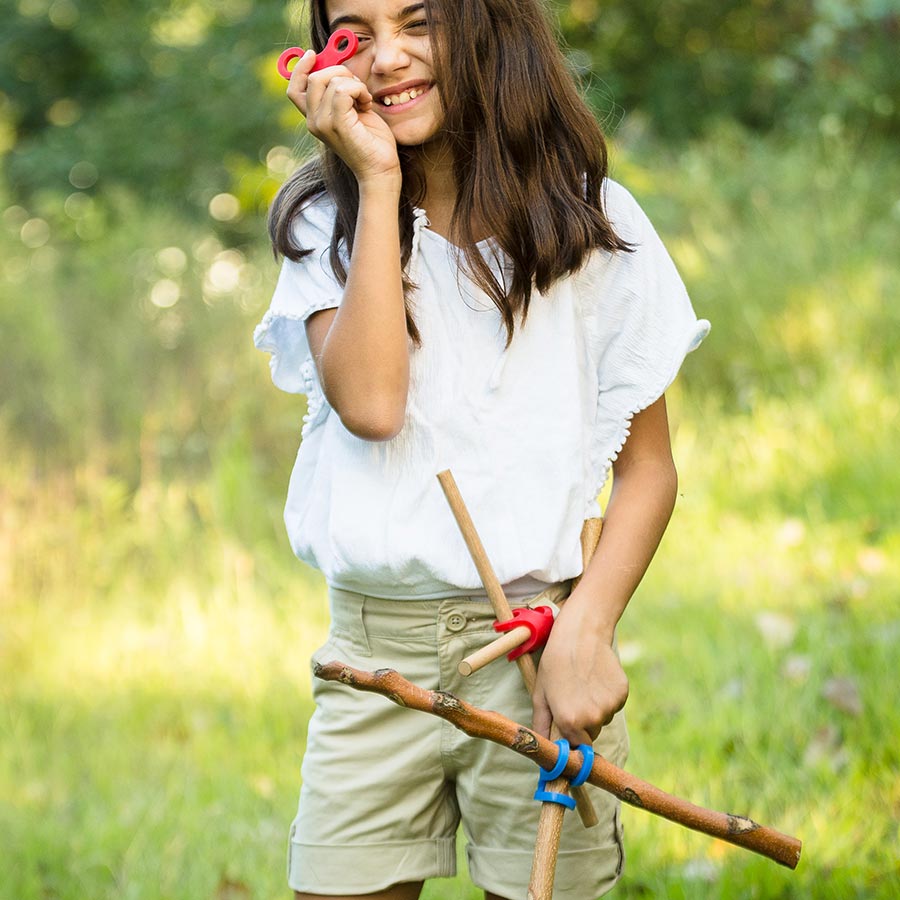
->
xmin=559 ymin=0 xmax=899 ymax=139
xmin=0 ymin=0 xmax=298 ymax=214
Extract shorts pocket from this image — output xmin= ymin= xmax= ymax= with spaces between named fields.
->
xmin=310 ymin=632 xmax=338 ymax=670
xmin=309 ymin=625 xmax=357 ymax=669
xmin=308 ymin=629 xmax=357 ymax=704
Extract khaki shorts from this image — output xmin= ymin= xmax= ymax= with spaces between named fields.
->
xmin=288 ymin=587 xmax=629 ymax=899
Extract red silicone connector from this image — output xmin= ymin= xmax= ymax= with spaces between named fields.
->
xmin=277 ymin=28 xmax=359 ymax=80
xmin=493 ymin=606 xmax=555 ymax=661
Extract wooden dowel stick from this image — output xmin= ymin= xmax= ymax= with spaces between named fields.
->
xmin=436 ymin=470 xmax=516 ymax=621
xmin=459 ymin=626 xmax=531 ymax=676
xmin=529 ymin=516 xmax=604 ymax=899
xmin=528 ymin=721 xmax=568 ymax=899
xmin=574 ymin=517 xmax=604 ymax=591
xmin=436 ymin=470 xmax=598 ymax=828
xmin=315 ymin=661 xmax=802 ymax=871
xmin=571 ymin=516 xmax=603 ymax=829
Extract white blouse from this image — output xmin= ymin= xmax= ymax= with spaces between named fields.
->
xmin=254 ymin=180 xmax=710 ymax=599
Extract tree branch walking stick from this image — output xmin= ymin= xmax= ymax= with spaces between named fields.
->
xmin=315 ymin=661 xmax=803 ymax=870
xmin=436 ymin=469 xmax=599 ymax=829
xmin=529 ymin=516 xmax=604 ymax=899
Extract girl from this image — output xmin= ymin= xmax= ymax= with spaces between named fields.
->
xmin=255 ymin=1 xmax=709 ymax=897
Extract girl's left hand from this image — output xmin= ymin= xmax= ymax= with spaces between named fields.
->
xmin=531 ymin=600 xmax=629 ymax=746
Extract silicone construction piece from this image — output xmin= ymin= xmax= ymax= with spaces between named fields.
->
xmin=493 ymin=606 xmax=555 ymax=661
xmin=277 ymin=28 xmax=360 ymax=80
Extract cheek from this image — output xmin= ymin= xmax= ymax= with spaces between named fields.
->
xmin=345 ymin=53 xmax=371 ymax=81
xmin=418 ymin=38 xmax=434 ymax=70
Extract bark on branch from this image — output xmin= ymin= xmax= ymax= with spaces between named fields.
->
xmin=315 ymin=660 xmax=802 ymax=871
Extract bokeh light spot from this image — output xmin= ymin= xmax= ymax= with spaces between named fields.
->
xmin=208 ymin=193 xmax=241 ymax=222
xmin=47 ymin=99 xmax=81 ymax=127
xmin=150 ymin=279 xmax=181 ymax=309
xmin=157 ymin=246 xmax=188 ymax=276
xmin=21 ymin=218 xmax=50 ymax=248
xmin=48 ymin=0 xmax=78 ymax=28
xmin=64 ymin=193 xmax=93 ymax=220
xmin=69 ymin=161 xmax=99 ymax=189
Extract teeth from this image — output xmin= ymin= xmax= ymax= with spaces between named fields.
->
xmin=381 ymin=87 xmax=425 ymax=106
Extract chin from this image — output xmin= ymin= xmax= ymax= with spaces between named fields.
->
xmin=393 ymin=130 xmax=441 ymax=148
xmin=388 ymin=118 xmax=444 ymax=149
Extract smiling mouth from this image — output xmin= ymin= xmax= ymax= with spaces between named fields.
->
xmin=377 ymin=84 xmax=432 ymax=108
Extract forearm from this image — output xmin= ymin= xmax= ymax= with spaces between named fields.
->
xmin=566 ymin=453 xmax=678 ymax=643
xmin=532 ymin=395 xmax=678 ymax=741
xmin=317 ymin=178 xmax=409 ymax=439
xmin=532 ymin=458 xmax=676 ymax=743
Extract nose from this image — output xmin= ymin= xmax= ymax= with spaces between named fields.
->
xmin=371 ymin=36 xmax=411 ymax=75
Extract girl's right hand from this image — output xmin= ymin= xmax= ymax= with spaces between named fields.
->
xmin=286 ymin=50 xmax=401 ymax=188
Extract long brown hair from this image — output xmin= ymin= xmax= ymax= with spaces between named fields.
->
xmin=268 ymin=0 xmax=631 ymax=345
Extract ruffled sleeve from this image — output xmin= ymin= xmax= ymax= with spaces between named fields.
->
xmin=580 ymin=179 xmax=711 ymax=497
xmin=253 ymin=196 xmax=343 ymax=437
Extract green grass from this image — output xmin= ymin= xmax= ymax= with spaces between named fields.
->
xmin=2 ymin=127 xmax=899 ymax=897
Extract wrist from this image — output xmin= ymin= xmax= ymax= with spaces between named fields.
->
xmin=562 ymin=588 xmax=620 ymax=645
xmin=358 ymin=169 xmax=402 ymax=198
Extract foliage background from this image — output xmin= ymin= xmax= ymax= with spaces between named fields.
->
xmin=1 ymin=0 xmax=898 ymax=897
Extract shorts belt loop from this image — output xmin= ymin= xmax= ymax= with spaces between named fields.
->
xmin=353 ymin=594 xmax=373 ymax=658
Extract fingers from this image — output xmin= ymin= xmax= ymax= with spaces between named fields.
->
xmin=533 ymin=679 xmax=624 ymax=746
xmin=287 ymin=56 xmax=372 ymax=121
xmin=303 ymin=75 xmax=371 ymax=146
xmin=554 ymin=719 xmax=598 ymax=748
xmin=286 ymin=50 xmax=316 ymax=115
xmin=534 ymin=699 xmax=596 ymax=748
xmin=319 ymin=73 xmax=373 ymax=119
xmin=560 ymin=684 xmax=628 ymax=745
xmin=534 ymin=686 xmax=594 ymax=744
xmin=546 ymin=697 xmax=597 ymax=745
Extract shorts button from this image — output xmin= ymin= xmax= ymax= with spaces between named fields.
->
xmin=446 ymin=612 xmax=467 ymax=632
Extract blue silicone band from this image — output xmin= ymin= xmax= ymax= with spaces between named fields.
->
xmin=538 ymin=739 xmax=570 ymax=782
xmin=570 ymin=743 xmax=595 ymax=787
xmin=533 ymin=780 xmax=577 ymax=809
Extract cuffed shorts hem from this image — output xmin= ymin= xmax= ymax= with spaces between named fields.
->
xmin=467 ymin=839 xmax=624 ymax=900
xmin=287 ymin=837 xmax=457 ymax=894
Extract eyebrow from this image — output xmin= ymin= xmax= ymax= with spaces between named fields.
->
xmin=329 ymin=3 xmax=426 ymax=30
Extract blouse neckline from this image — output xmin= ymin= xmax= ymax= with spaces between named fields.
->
xmin=413 ymin=207 xmax=495 ymax=252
